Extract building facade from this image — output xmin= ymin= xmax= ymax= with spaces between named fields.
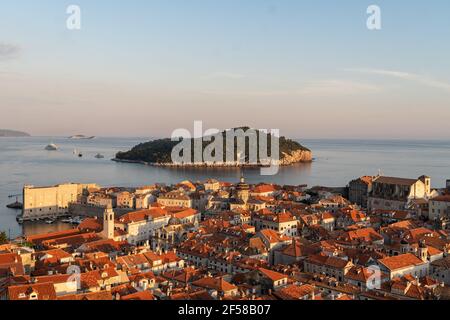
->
xmin=22 ymin=183 xmax=98 ymax=221
xmin=429 ymin=195 xmax=450 ymax=221
xmin=368 ymin=176 xmax=431 ymax=211
xmin=348 ymin=176 xmax=373 ymax=208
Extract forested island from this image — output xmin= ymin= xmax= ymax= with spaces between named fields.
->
xmin=114 ymin=127 xmax=312 ymax=167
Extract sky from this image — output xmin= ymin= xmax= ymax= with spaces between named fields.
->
xmin=0 ymin=0 xmax=450 ymax=139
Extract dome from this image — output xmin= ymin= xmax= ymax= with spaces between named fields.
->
xmin=168 ymin=217 xmax=181 ymax=225
xmin=236 ymin=176 xmax=249 ymax=191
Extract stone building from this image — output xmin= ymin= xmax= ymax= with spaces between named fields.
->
xmin=368 ymin=176 xmax=432 ymax=212
xmin=22 ymin=183 xmax=98 ymax=221
xmin=429 ymin=195 xmax=450 ymax=221
xmin=157 ymin=191 xmax=192 ymax=208
xmin=348 ymin=176 xmax=373 ymax=208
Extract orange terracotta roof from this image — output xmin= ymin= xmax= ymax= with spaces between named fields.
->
xmin=8 ymin=282 xmax=57 ymax=300
xmin=378 ymin=253 xmax=425 ymax=271
xmin=274 ymin=284 xmax=314 ymax=300
xmin=119 ymin=208 xmax=169 ymax=224
xmin=121 ymin=290 xmax=155 ymax=300
xmin=192 ymin=277 xmax=237 ymax=292
xmin=78 ymin=218 xmax=103 ymax=232
xmin=26 ymin=229 xmax=82 ymax=244
xmin=173 ymin=208 xmax=199 ymax=219
xmin=258 ymin=268 xmax=288 ymax=282
xmin=58 ymin=291 xmax=113 ymax=300
xmin=253 ymin=185 xmax=276 ymax=194
xmin=259 ymin=229 xmax=291 ymax=244
xmin=306 ymin=254 xmax=353 ymax=269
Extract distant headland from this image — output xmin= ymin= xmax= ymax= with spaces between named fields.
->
xmin=114 ymin=127 xmax=312 ymax=167
xmin=0 ymin=129 xmax=30 ymax=137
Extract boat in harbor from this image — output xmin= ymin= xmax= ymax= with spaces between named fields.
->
xmin=45 ymin=218 xmax=56 ymax=224
xmin=73 ymin=149 xmax=83 ymax=157
xmin=6 ymin=201 xmax=23 ymax=209
xmin=68 ymin=135 xmax=96 ymax=140
xmin=71 ymin=216 xmax=82 ymax=225
xmin=61 ymin=217 xmax=73 ymax=224
xmin=95 ymin=153 xmax=105 ymax=159
xmin=7 ymin=194 xmax=23 ymax=209
xmin=45 ymin=143 xmax=58 ymax=151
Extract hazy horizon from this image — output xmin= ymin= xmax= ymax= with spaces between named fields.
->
xmin=1 ymin=0 xmax=450 ymax=139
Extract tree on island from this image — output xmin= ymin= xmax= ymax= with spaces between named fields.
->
xmin=0 ymin=231 xmax=8 ymax=244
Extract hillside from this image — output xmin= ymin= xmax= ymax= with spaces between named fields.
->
xmin=115 ymin=127 xmax=312 ymax=166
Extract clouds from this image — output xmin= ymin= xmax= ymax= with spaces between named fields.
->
xmin=201 ymin=79 xmax=380 ymax=97
xmin=297 ymin=80 xmax=380 ymax=96
xmin=0 ymin=42 xmax=21 ymax=60
xmin=346 ymin=68 xmax=450 ymax=92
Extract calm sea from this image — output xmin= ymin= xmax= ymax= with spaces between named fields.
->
xmin=1 ymin=137 xmax=450 ymax=238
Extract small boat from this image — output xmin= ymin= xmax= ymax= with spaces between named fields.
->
xmin=16 ymin=216 xmax=24 ymax=224
xmin=61 ymin=218 xmax=73 ymax=224
xmin=95 ymin=153 xmax=105 ymax=159
xmin=7 ymin=201 xmax=23 ymax=209
xmin=45 ymin=143 xmax=58 ymax=151
xmin=69 ymin=135 xmax=96 ymax=140
xmin=45 ymin=218 xmax=56 ymax=224
xmin=71 ymin=216 xmax=82 ymax=225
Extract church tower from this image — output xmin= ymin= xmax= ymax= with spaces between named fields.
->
xmin=419 ymin=175 xmax=431 ymax=195
xmin=418 ymin=240 xmax=428 ymax=262
xmin=235 ymin=176 xmax=250 ymax=204
xmin=102 ymin=205 xmax=115 ymax=240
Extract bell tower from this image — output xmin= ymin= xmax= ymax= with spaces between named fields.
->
xmin=418 ymin=240 xmax=428 ymax=262
xmin=102 ymin=205 xmax=115 ymax=239
xmin=235 ymin=176 xmax=250 ymax=204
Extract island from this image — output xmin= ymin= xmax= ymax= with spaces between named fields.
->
xmin=114 ymin=127 xmax=312 ymax=167
xmin=0 ymin=129 xmax=30 ymax=137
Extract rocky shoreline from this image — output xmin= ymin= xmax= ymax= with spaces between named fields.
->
xmin=112 ymin=149 xmax=313 ymax=168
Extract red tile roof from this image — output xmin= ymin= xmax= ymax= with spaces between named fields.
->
xmin=378 ymin=253 xmax=425 ymax=271
xmin=8 ymin=282 xmax=57 ymax=300
xmin=119 ymin=208 xmax=169 ymax=224
xmin=258 ymin=268 xmax=288 ymax=282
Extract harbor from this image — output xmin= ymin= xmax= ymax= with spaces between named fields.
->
xmin=2 ymin=137 xmax=450 ymax=239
